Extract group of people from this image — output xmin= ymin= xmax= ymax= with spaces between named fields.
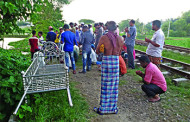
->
xmin=29 ymin=19 xmax=167 ymax=115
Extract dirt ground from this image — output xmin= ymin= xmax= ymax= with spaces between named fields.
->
xmin=70 ymin=65 xmax=188 ymax=122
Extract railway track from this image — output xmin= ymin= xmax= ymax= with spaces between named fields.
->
xmin=135 ymin=49 xmax=190 ymax=85
xmin=135 ymin=40 xmax=190 ymax=54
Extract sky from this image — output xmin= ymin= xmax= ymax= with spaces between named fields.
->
xmin=62 ymin=0 xmax=190 ymax=24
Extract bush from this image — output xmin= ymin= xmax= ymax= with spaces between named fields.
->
xmin=0 ymin=48 xmax=31 ymax=121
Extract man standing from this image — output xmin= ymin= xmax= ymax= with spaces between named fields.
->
xmin=29 ymin=30 xmax=39 ymax=59
xmin=145 ymin=20 xmax=165 ymax=68
xmin=46 ymin=26 xmax=56 ymax=42
xmin=79 ymin=25 xmax=94 ymax=73
xmin=69 ymin=22 xmax=76 ymax=34
xmin=94 ymin=23 xmax=103 ymax=49
xmin=95 ymin=21 xmax=124 ymax=115
xmin=61 ymin=24 xmax=78 ymax=74
xmin=88 ymin=24 xmax=93 ymax=35
xmin=136 ymin=55 xmax=167 ymax=102
xmin=125 ymin=20 xmax=137 ymax=69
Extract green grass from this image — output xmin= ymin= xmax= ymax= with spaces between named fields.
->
xmin=135 ymin=45 xmax=190 ymax=64
xmin=8 ymin=38 xmax=90 ymax=121
xmin=165 ymin=37 xmax=190 ymax=48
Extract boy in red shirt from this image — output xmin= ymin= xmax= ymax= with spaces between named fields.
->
xmin=29 ymin=30 xmax=39 ymax=59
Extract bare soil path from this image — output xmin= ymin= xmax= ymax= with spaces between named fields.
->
xmin=70 ymin=66 xmax=189 ymax=122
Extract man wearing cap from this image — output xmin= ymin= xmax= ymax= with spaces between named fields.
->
xmin=46 ymin=26 xmax=56 ymax=42
xmin=79 ymin=25 xmax=95 ymax=73
xmin=61 ymin=24 xmax=78 ymax=74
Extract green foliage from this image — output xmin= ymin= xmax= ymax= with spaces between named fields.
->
xmin=0 ymin=0 xmax=42 ymax=37
xmin=162 ymin=10 xmax=190 ymax=37
xmin=79 ymin=19 xmax=95 ymax=24
xmin=0 ymin=48 xmax=31 ymax=121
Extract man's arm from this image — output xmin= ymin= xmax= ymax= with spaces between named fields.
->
xmin=61 ymin=34 xmax=64 ymax=44
xmin=126 ymin=27 xmax=135 ymax=38
xmin=46 ymin=32 xmax=49 ymax=41
xmin=74 ymin=35 xmax=78 ymax=46
xmin=145 ymin=38 xmax=160 ymax=47
xmin=96 ymin=36 xmax=104 ymax=54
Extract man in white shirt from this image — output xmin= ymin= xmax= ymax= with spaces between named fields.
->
xmin=145 ymin=20 xmax=165 ymax=68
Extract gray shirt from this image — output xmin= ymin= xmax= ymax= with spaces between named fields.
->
xmin=125 ymin=25 xmax=137 ymax=46
xmin=80 ymin=30 xmax=94 ymax=52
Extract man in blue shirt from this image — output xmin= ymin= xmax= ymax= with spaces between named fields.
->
xmin=61 ymin=24 xmax=78 ymax=74
xmin=125 ymin=20 xmax=137 ymax=69
xmin=79 ymin=25 xmax=94 ymax=73
xmin=46 ymin=26 xmax=56 ymax=42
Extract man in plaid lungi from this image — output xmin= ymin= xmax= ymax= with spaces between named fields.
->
xmin=95 ymin=21 xmax=124 ymax=115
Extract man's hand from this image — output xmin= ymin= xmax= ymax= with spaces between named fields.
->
xmin=136 ymin=70 xmax=143 ymax=76
xmin=145 ymin=37 xmax=151 ymax=43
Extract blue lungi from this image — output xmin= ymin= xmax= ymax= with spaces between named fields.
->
xmin=99 ymin=55 xmax=119 ymax=113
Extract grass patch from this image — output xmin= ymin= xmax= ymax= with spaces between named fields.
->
xmin=135 ymin=45 xmax=190 ymax=64
xmin=165 ymin=37 xmax=190 ymax=48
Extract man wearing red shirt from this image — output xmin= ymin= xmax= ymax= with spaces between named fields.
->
xmin=29 ymin=30 xmax=39 ymax=59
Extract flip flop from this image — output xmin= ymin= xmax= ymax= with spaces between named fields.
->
xmin=93 ymin=107 xmax=104 ymax=115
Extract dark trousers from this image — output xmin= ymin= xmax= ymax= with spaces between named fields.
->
xmin=126 ymin=45 xmax=135 ymax=69
xmin=31 ymin=52 xmax=35 ymax=59
xmin=141 ymin=84 xmax=165 ymax=97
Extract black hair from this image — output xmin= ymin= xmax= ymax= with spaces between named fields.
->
xmin=130 ymin=19 xmax=135 ymax=24
xmin=99 ymin=22 xmax=104 ymax=26
xmin=50 ymin=28 xmax=54 ymax=30
xmin=38 ymin=31 xmax=43 ymax=35
xmin=83 ymin=25 xmax=88 ymax=29
xmin=88 ymin=24 xmax=92 ymax=28
xmin=94 ymin=23 xmax=99 ymax=27
xmin=106 ymin=21 xmax=117 ymax=31
xmin=122 ymin=35 xmax=126 ymax=38
xmin=152 ymin=20 xmax=161 ymax=28
xmin=139 ymin=55 xmax=150 ymax=63
xmin=69 ymin=22 xmax=74 ymax=26
xmin=63 ymin=24 xmax=70 ymax=29
xmin=32 ymin=30 xmax=36 ymax=35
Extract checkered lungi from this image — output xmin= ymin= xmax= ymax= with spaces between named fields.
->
xmin=99 ymin=55 xmax=119 ymax=113
xmin=147 ymin=55 xmax=161 ymax=69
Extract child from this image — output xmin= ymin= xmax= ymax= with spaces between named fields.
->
xmin=29 ymin=31 xmax=39 ymax=59
xmin=38 ymin=31 xmax=44 ymax=50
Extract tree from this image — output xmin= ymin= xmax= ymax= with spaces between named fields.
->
xmin=79 ymin=19 xmax=95 ymax=24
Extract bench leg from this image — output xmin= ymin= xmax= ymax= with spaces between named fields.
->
xmin=67 ymin=87 xmax=73 ymax=106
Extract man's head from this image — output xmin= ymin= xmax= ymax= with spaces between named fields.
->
xmin=80 ymin=22 xmax=84 ymax=27
xmin=32 ymin=30 xmax=36 ymax=36
xmin=122 ymin=35 xmax=126 ymax=40
xmin=63 ymin=24 xmax=70 ymax=31
xmin=152 ymin=20 xmax=161 ymax=31
xmin=74 ymin=23 xmax=77 ymax=27
xmin=99 ymin=22 xmax=104 ymax=27
xmin=69 ymin=22 xmax=74 ymax=28
xmin=129 ymin=20 xmax=135 ymax=26
xmin=124 ymin=27 xmax=128 ymax=32
xmin=94 ymin=23 xmax=100 ymax=29
xmin=106 ymin=21 xmax=117 ymax=32
xmin=82 ymin=25 xmax=88 ymax=32
xmin=48 ymin=26 xmax=53 ymax=31
xmin=88 ymin=24 xmax=92 ymax=29
xmin=139 ymin=55 xmax=151 ymax=68
xmin=59 ymin=27 xmax=63 ymax=33
xmin=38 ymin=31 xmax=43 ymax=37
xmin=56 ymin=30 xmax=58 ymax=34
